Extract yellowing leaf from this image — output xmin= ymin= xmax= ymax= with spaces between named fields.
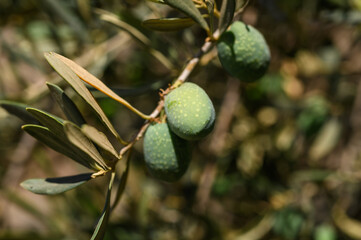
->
xmin=44 ymin=52 xmax=127 ymax=145
xmin=47 ymin=52 xmax=149 ymax=121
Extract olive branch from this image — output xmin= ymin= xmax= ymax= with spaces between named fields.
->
xmin=0 ymin=0 xmax=249 ymax=239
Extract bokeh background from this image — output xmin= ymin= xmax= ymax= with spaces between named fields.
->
xmin=1 ymin=0 xmax=361 ymax=239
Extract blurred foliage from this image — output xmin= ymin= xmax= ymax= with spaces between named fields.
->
xmin=2 ymin=0 xmax=361 ymax=239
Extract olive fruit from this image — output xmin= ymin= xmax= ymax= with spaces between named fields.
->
xmin=143 ymin=122 xmax=190 ymax=182
xmin=164 ymin=82 xmax=215 ymax=141
xmin=217 ymin=21 xmax=270 ymax=82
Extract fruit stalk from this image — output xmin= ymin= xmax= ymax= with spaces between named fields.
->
xmin=118 ymin=30 xmax=220 ymax=158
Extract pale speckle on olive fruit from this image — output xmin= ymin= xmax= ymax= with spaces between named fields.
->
xmin=217 ymin=21 xmax=271 ymax=82
xmin=143 ymin=123 xmax=190 ymax=182
xmin=164 ymin=82 xmax=215 ymax=141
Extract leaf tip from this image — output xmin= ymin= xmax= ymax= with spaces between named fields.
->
xmin=20 ymin=180 xmax=31 ymax=191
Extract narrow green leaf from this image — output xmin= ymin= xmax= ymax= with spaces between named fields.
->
xmin=20 ymin=173 xmax=92 ymax=195
xmin=0 ymin=100 xmax=39 ymax=124
xmin=111 ymin=152 xmax=131 ymax=211
xmin=205 ymin=0 xmax=215 ymax=34
xmin=26 ymin=108 xmax=66 ymax=138
xmin=142 ymin=18 xmax=196 ymax=31
xmin=81 ymin=124 xmax=119 ymax=162
xmin=218 ymin=0 xmax=235 ymax=34
xmin=46 ymin=82 xmax=86 ymax=126
xmin=163 ymin=0 xmax=210 ymax=32
xmin=91 ymin=172 xmax=115 ymax=240
xmin=44 ymin=52 xmax=126 ymax=145
xmin=22 ymin=124 xmax=102 ymax=171
xmin=25 ymin=108 xmax=109 ymax=171
xmin=64 ymin=121 xmax=109 ymax=171
xmin=49 ymin=52 xmax=149 ymax=121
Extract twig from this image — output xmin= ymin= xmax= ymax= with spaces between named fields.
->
xmin=118 ymin=30 xmax=220 ymax=157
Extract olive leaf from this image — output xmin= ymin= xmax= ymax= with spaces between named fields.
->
xmin=64 ymin=121 xmax=109 ymax=171
xmin=24 ymin=109 xmax=109 ymax=171
xmin=46 ymin=82 xmax=86 ymax=126
xmin=90 ymin=172 xmax=115 ymax=240
xmin=218 ymin=0 xmax=235 ymax=34
xmin=20 ymin=173 xmax=93 ymax=195
xmin=0 ymin=100 xmax=39 ymax=124
xmin=111 ymin=151 xmax=131 ymax=211
xmin=81 ymin=124 xmax=119 ymax=162
xmin=142 ymin=17 xmax=196 ymax=31
xmin=163 ymin=0 xmax=210 ymax=32
xmin=22 ymin=124 xmax=103 ymax=171
xmin=26 ymin=107 xmax=66 ymax=138
xmin=47 ymin=52 xmax=149 ymax=121
xmin=44 ymin=52 xmax=127 ymax=145
xmin=205 ymin=0 xmax=215 ymax=34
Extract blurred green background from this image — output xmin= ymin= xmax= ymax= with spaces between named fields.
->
xmin=1 ymin=0 xmax=361 ymax=239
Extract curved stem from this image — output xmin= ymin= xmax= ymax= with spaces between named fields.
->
xmin=118 ymin=30 xmax=220 ymax=157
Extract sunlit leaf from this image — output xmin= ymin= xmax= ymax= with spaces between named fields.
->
xmin=163 ymin=0 xmax=210 ymax=32
xmin=64 ymin=121 xmax=109 ymax=171
xmin=81 ymin=124 xmax=119 ymax=162
xmin=47 ymin=82 xmax=86 ymax=126
xmin=90 ymin=172 xmax=115 ymax=240
xmin=48 ymin=52 xmax=149 ymax=122
xmin=142 ymin=17 xmax=196 ymax=31
xmin=218 ymin=0 xmax=235 ymax=34
xmin=44 ymin=52 xmax=126 ymax=145
xmin=20 ymin=173 xmax=93 ymax=195
xmin=22 ymin=124 xmax=102 ymax=171
xmin=0 ymin=100 xmax=39 ymax=124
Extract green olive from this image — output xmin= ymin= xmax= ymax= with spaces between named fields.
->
xmin=217 ymin=21 xmax=270 ymax=82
